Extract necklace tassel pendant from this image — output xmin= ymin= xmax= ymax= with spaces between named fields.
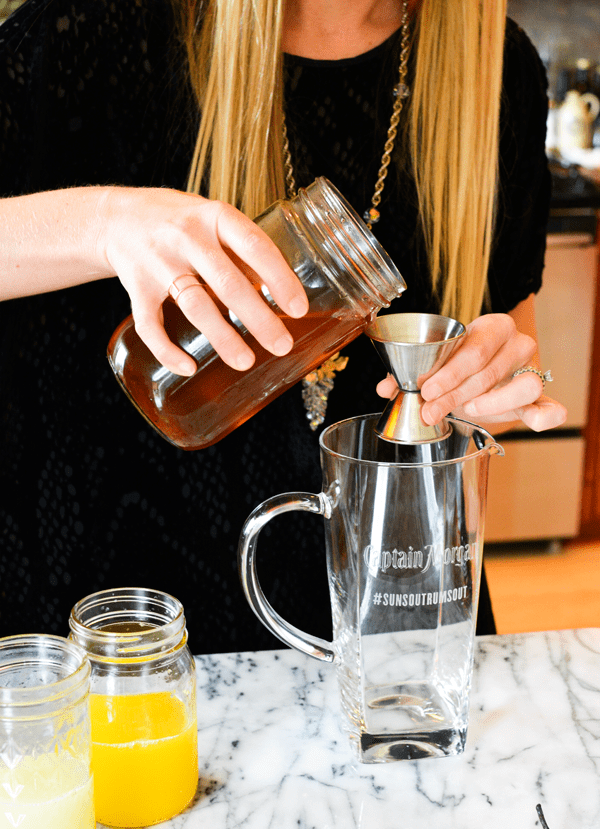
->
xmin=302 ymin=352 xmax=349 ymax=430
xmin=363 ymin=207 xmax=381 ymax=225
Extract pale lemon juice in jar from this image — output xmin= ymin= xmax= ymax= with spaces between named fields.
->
xmin=0 ymin=754 xmax=94 ymax=829
xmin=0 ymin=635 xmax=94 ymax=829
xmin=69 ymin=589 xmax=198 ymax=827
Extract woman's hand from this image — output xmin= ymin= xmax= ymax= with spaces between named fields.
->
xmin=0 ymin=186 xmax=308 ymax=376
xmin=100 ymin=187 xmax=308 ymax=376
xmin=376 ymin=300 xmax=568 ymax=433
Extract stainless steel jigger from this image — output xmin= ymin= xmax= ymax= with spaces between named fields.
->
xmin=366 ymin=313 xmax=466 ymax=444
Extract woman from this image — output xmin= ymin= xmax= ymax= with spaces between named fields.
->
xmin=0 ymin=0 xmax=565 ymax=651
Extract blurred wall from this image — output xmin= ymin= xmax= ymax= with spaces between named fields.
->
xmin=508 ymin=0 xmax=600 ymax=96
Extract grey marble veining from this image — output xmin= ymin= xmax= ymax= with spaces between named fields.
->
xmin=112 ymin=629 xmax=600 ymax=829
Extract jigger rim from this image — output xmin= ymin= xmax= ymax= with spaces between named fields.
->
xmin=365 ymin=312 xmax=466 ymax=346
xmin=319 ymin=413 xmax=503 ymax=468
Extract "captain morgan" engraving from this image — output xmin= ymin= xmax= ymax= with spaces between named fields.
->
xmin=364 ymin=541 xmax=478 ymax=578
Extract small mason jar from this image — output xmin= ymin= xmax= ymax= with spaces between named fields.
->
xmin=69 ymin=587 xmax=198 ymax=828
xmin=0 ymin=634 xmax=94 ymax=829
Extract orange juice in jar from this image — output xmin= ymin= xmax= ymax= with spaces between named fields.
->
xmin=90 ymin=691 xmax=197 ymax=826
xmin=69 ymin=589 xmax=198 ymax=827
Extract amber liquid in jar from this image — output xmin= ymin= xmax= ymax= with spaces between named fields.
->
xmin=109 ymin=298 xmax=370 ymax=451
xmin=107 ymin=178 xmax=406 ymax=450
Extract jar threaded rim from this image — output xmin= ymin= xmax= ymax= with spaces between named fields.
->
xmin=0 ymin=634 xmax=90 ymax=717
xmin=69 ymin=587 xmax=187 ymax=663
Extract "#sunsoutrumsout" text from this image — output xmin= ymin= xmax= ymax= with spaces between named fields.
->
xmin=372 ymin=586 xmax=469 ymax=608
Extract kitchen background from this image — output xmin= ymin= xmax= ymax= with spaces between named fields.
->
xmin=481 ymin=0 xmax=600 ymax=635
xmin=0 ymin=0 xmax=598 ymax=633
xmin=485 ymin=0 xmax=600 ymax=547
xmin=509 ymin=0 xmax=600 ymax=75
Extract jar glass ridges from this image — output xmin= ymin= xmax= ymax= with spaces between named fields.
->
xmin=69 ymin=588 xmax=198 ymax=828
xmin=0 ymin=634 xmax=94 ymax=829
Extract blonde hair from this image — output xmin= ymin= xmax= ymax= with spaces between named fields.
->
xmin=176 ymin=0 xmax=286 ymax=218
xmin=411 ymin=1 xmax=506 ymax=322
xmin=174 ymin=0 xmax=507 ymax=324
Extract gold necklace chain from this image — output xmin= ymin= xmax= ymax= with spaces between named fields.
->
xmin=282 ymin=0 xmax=411 ymax=231
xmin=287 ymin=1 xmax=411 ymax=430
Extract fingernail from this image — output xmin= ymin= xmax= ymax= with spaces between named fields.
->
xmin=422 ymin=405 xmax=440 ymax=426
xmin=236 ymin=351 xmax=255 ymax=371
xmin=288 ymin=296 xmax=308 ymax=317
xmin=273 ymin=333 xmax=294 ymax=355
xmin=176 ymin=360 xmax=196 ymax=376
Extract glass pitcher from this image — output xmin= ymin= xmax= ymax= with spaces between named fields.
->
xmin=69 ymin=587 xmax=198 ymax=827
xmin=238 ymin=413 xmax=503 ymax=762
xmin=0 ymin=634 xmax=94 ymax=828
xmin=107 ymin=178 xmax=406 ymax=450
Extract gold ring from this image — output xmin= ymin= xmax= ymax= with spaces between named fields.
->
xmin=168 ymin=274 xmax=201 ymax=302
xmin=512 ymin=366 xmax=553 ymax=390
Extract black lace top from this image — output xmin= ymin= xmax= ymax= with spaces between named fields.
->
xmin=0 ymin=0 xmax=550 ymax=651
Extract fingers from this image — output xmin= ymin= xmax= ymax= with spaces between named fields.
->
xmin=102 ymin=188 xmax=309 ymax=374
xmin=456 ymin=373 xmax=567 ymax=430
xmin=373 ymin=359 xmax=567 ymax=433
xmin=174 ymin=276 xmax=297 ymax=371
xmin=515 ymin=396 xmax=568 ymax=432
xmin=460 ymin=369 xmax=545 ymax=420
xmin=420 ymin=314 xmax=536 ymax=425
xmin=409 ymin=312 xmax=566 ymax=433
xmin=125 ymin=273 xmax=199 ymax=376
xmin=169 ymin=280 xmax=261 ymax=371
xmin=376 ymin=374 xmax=398 ymax=399
xmin=212 ymin=202 xmax=309 ymax=319
xmin=161 ymin=201 xmax=308 ymax=368
xmin=133 ymin=303 xmax=197 ymax=376
xmin=180 ymin=200 xmax=308 ymax=326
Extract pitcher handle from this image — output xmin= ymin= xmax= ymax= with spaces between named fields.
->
xmin=238 ymin=491 xmax=335 ymax=663
xmin=582 ymin=92 xmax=600 ymax=122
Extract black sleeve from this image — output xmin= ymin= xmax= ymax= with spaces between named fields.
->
xmin=0 ymin=0 xmax=51 ymax=196
xmin=487 ymin=17 xmax=552 ymax=313
xmin=0 ymin=0 xmax=188 ymax=198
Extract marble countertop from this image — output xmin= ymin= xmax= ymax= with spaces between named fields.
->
xmin=105 ymin=629 xmax=600 ymax=829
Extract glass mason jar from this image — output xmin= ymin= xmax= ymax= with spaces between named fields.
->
xmin=69 ymin=588 xmax=198 ymax=828
xmin=0 ymin=634 xmax=94 ymax=829
xmin=107 ymin=177 xmax=406 ymax=450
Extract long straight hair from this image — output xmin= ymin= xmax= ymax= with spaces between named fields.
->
xmin=173 ymin=0 xmax=507 ymax=324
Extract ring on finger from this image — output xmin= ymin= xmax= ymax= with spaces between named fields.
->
xmin=168 ymin=274 xmax=202 ymax=302
xmin=512 ymin=366 xmax=554 ymax=391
